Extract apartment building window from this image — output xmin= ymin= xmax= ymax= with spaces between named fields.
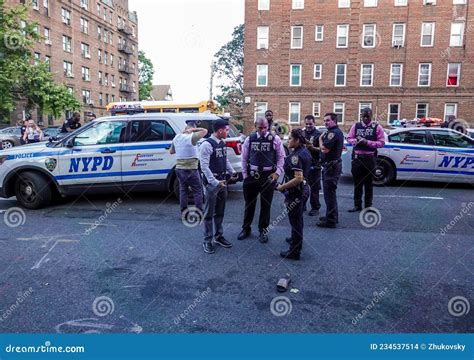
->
xmin=418 ymin=63 xmax=432 ymax=86
xmin=335 ymin=64 xmax=346 ymax=86
xmin=360 ymin=64 xmax=374 ymax=86
xmin=290 ymin=64 xmax=302 ymax=86
xmin=111 ymin=75 xmax=115 ymax=87
xmin=44 ymin=27 xmax=50 ymax=42
xmin=453 ymin=0 xmax=466 ymax=3
xmin=258 ymin=0 xmax=269 ymax=10
xmin=291 ymin=26 xmax=303 ymax=49
xmin=99 ymin=93 xmax=103 ymax=106
xmin=256 ymin=64 xmax=268 ymax=86
xmin=421 ymin=22 xmax=435 ymax=47
xmin=444 ymin=104 xmax=457 ymax=121
xmin=98 ymin=49 xmax=102 ymax=63
xmin=109 ymin=33 xmax=113 ymax=45
xmin=104 ymin=51 xmax=108 ymax=65
xmin=80 ymin=18 xmax=89 ymax=34
xmin=395 ymin=0 xmax=407 ymax=5
xmin=62 ymin=35 xmax=72 ymax=52
xmin=82 ymin=90 xmax=91 ymax=105
xmin=337 ymin=25 xmax=349 ymax=48
xmin=97 ymin=26 xmax=101 ymax=40
xmin=104 ymin=73 xmax=109 ymax=86
xmin=81 ymin=43 xmax=90 ymax=58
xmin=450 ymin=23 xmax=464 ymax=47
xmin=339 ymin=0 xmax=350 ymax=8
xmin=32 ymin=0 xmax=39 ymax=10
xmin=99 ymin=71 xmax=103 ymax=84
xmin=108 ymin=10 xmax=113 ymax=24
xmin=292 ymin=0 xmax=304 ymax=9
xmin=110 ymin=54 xmax=114 ymax=66
xmin=254 ymin=102 xmax=268 ymax=121
xmin=63 ymin=61 xmax=73 ymax=77
xmin=313 ymin=102 xmax=321 ymax=118
xmin=289 ymin=102 xmax=301 ymax=124
xmin=416 ymin=103 xmax=428 ymax=118
xmin=333 ymin=102 xmax=345 ymax=123
xmin=33 ymin=52 xmax=40 ymax=65
xmin=390 ymin=64 xmax=403 ymax=86
xmin=103 ymin=7 xmax=107 ymax=21
xmin=61 ymin=8 xmax=71 ymax=25
xmin=81 ymin=67 xmax=90 ymax=81
xmin=392 ymin=23 xmax=405 ymax=47
xmin=97 ymin=3 xmax=100 ymax=16
xmin=257 ymin=26 xmax=269 ymax=49
xmin=103 ymin=29 xmax=108 ymax=44
xmin=315 ymin=25 xmax=323 ymax=41
xmin=314 ymin=64 xmax=322 ymax=79
xmin=80 ymin=0 xmax=88 ymax=11
xmin=447 ymin=63 xmax=461 ymax=86
xmin=362 ymin=24 xmax=376 ymax=48
xmin=45 ymin=55 xmax=51 ymax=71
xmin=43 ymin=0 xmax=49 ymax=15
xmin=111 ymin=95 xmax=115 ymax=102
xmin=388 ymin=104 xmax=401 ymax=123
xmin=364 ymin=0 xmax=377 ymax=7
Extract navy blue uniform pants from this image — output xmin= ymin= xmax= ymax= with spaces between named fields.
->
xmin=322 ymin=162 xmax=342 ymax=225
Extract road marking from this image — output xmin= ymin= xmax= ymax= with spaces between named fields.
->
xmin=31 ymin=240 xmax=79 ymax=270
xmin=55 ymin=317 xmax=142 ymax=334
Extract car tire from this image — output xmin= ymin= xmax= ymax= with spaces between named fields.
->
xmin=14 ymin=171 xmax=53 ymax=209
xmin=1 ymin=140 xmax=14 ymax=150
xmin=373 ymin=158 xmax=395 ymax=186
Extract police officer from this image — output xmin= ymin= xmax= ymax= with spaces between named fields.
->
xmin=277 ymin=129 xmax=312 ymax=260
xmin=302 ymin=114 xmax=322 ymax=216
xmin=347 ymin=108 xmax=385 ymax=212
xmin=317 ymin=113 xmax=344 ymax=229
xmin=199 ymin=119 xmax=238 ymax=254
xmin=238 ymin=117 xmax=285 ymax=243
xmin=61 ymin=112 xmax=81 ymax=133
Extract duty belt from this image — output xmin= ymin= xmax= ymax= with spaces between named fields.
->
xmin=213 ymin=172 xmax=226 ymax=181
xmin=353 ymin=153 xmax=376 ymax=159
xmin=249 ymin=169 xmax=273 ymax=180
xmin=322 ymin=159 xmax=342 ymax=167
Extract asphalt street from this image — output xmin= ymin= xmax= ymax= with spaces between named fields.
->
xmin=0 ymin=176 xmax=473 ymax=333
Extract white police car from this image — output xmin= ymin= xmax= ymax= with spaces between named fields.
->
xmin=0 ymin=113 xmax=242 ymax=209
xmin=342 ymin=127 xmax=474 ymax=185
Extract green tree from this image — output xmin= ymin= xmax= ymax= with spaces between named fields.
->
xmin=213 ymin=24 xmax=244 ymax=120
xmin=138 ymin=50 xmax=154 ymax=101
xmin=0 ymin=0 xmax=81 ymax=123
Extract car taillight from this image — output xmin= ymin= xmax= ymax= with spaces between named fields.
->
xmin=226 ymin=140 xmax=241 ymax=155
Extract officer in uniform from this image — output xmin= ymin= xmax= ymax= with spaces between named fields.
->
xmin=238 ymin=117 xmax=285 ymax=243
xmin=60 ymin=112 xmax=81 ymax=133
xmin=277 ymin=129 xmax=312 ymax=260
xmin=347 ymin=108 xmax=385 ymax=212
xmin=199 ymin=119 xmax=238 ymax=254
xmin=317 ymin=113 xmax=344 ymax=229
xmin=302 ymin=114 xmax=322 ymax=216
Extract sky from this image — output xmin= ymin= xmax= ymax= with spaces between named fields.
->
xmin=129 ymin=0 xmax=244 ymax=103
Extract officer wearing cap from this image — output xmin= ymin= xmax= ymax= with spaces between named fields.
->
xmin=302 ymin=114 xmax=322 ymax=216
xmin=199 ymin=119 xmax=238 ymax=254
xmin=277 ymin=129 xmax=312 ymax=260
xmin=317 ymin=112 xmax=344 ymax=229
xmin=238 ymin=117 xmax=285 ymax=243
xmin=347 ymin=108 xmax=385 ymax=212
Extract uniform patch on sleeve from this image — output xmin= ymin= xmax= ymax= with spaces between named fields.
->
xmin=327 ymin=132 xmax=335 ymax=140
xmin=291 ymin=155 xmax=299 ymax=165
xmin=268 ymin=135 xmax=273 ymax=141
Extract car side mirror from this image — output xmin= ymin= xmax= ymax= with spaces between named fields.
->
xmin=65 ymin=138 xmax=75 ymax=148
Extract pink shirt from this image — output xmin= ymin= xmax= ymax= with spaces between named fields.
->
xmin=347 ymin=121 xmax=385 ymax=155
xmin=241 ymin=132 xmax=285 ymax=178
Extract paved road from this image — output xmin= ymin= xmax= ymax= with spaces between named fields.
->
xmin=0 ymin=177 xmax=473 ymax=333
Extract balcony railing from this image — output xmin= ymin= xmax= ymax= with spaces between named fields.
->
xmin=117 ymin=23 xmax=133 ymax=35
xmin=118 ymin=43 xmax=133 ymax=54
xmin=120 ymin=84 xmax=132 ymax=93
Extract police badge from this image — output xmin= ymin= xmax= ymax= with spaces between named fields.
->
xmin=268 ymin=135 xmax=273 ymax=141
xmin=45 ymin=158 xmax=57 ymax=172
xmin=291 ymin=155 xmax=299 ymax=165
xmin=328 ymin=132 xmax=335 ymax=140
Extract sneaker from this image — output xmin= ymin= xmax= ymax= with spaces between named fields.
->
xmin=214 ymin=236 xmax=232 ymax=248
xmin=203 ymin=242 xmax=215 ymax=254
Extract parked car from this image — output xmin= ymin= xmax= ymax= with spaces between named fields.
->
xmin=0 ymin=113 xmax=243 ymax=209
xmin=43 ymin=126 xmax=62 ymax=139
xmin=0 ymin=127 xmax=22 ymax=150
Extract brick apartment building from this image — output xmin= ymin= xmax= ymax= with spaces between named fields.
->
xmin=6 ymin=0 xmax=139 ymax=126
xmin=243 ymin=0 xmax=474 ymax=131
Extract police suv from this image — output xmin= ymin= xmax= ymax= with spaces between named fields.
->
xmin=0 ymin=113 xmax=242 ymax=209
xmin=342 ymin=127 xmax=474 ymax=185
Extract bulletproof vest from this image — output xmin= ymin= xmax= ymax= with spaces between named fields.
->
xmin=207 ymin=138 xmax=227 ymax=177
xmin=354 ymin=122 xmax=378 ymax=152
xmin=248 ymin=132 xmax=276 ymax=171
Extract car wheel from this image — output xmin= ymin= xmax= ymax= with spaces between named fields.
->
xmin=1 ymin=140 xmax=14 ymax=150
xmin=14 ymin=171 xmax=53 ymax=209
xmin=373 ymin=158 xmax=395 ymax=186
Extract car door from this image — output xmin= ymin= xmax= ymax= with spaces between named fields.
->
xmin=387 ymin=129 xmax=435 ymax=181
xmin=429 ymin=129 xmax=474 ymax=183
xmin=56 ymin=120 xmax=126 ymax=190
xmin=121 ymin=118 xmax=175 ymax=191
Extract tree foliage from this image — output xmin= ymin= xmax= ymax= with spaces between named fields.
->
xmin=0 ymin=0 xmax=81 ymax=122
xmin=213 ymin=24 xmax=244 ymax=120
xmin=138 ymin=50 xmax=154 ymax=101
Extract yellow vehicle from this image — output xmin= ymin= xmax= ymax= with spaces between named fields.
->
xmin=106 ymin=100 xmax=217 ymax=116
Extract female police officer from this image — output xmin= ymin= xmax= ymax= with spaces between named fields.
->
xmin=276 ymin=129 xmax=312 ymax=260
